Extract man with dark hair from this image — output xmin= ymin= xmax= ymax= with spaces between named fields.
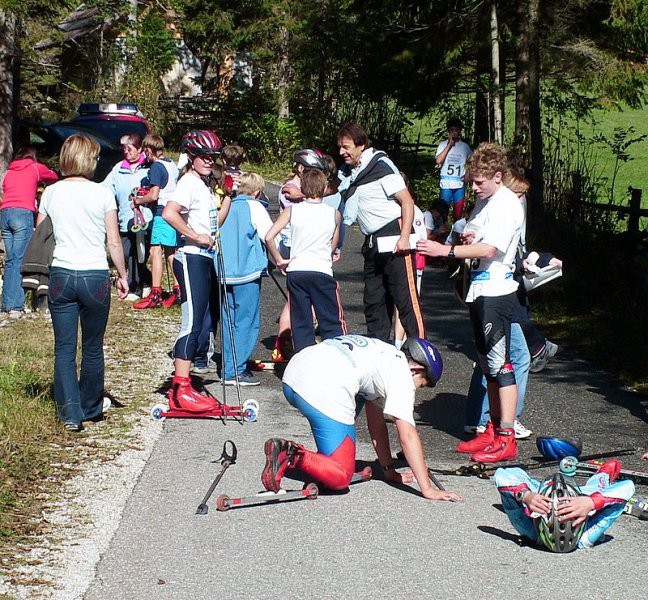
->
xmin=336 ymin=123 xmax=425 ymax=343
xmin=435 ymin=117 xmax=472 ymax=221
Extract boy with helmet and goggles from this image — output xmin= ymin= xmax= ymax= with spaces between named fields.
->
xmin=261 ymin=334 xmax=462 ymax=503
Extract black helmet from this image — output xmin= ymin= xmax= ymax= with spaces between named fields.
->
xmin=534 ymin=473 xmax=586 ymax=553
xmin=293 ymin=148 xmax=329 ymax=172
xmin=401 ymin=338 xmax=443 ymax=387
xmin=181 ymin=130 xmax=223 ymax=156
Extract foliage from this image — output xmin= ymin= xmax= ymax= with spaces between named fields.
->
xmin=593 ymin=126 xmax=647 ymax=202
xmin=238 ymin=113 xmax=301 ymax=162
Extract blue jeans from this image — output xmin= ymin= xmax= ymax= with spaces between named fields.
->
xmin=465 ymin=322 xmax=531 ymax=427
xmin=48 ymin=268 xmax=111 ymax=426
xmin=1 ymin=208 xmax=34 ymax=312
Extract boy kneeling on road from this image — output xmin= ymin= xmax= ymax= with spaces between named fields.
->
xmin=261 ymin=334 xmax=462 ymax=502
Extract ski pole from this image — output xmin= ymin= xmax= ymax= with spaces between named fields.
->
xmin=196 ymin=440 xmax=237 ymax=515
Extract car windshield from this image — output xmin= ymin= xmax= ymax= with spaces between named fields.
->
xmin=73 ymin=119 xmax=149 ymax=145
xmin=50 ymin=124 xmax=117 ymax=150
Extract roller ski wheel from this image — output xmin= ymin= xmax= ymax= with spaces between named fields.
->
xmin=242 ymin=399 xmax=259 ymax=422
xmin=150 ymin=403 xmax=167 ymax=421
xmin=559 ymin=456 xmax=578 ymax=476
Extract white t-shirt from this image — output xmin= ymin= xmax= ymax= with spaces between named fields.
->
xmin=39 ymin=180 xmax=116 ymax=270
xmin=154 ymin=158 xmax=179 ymax=207
xmin=338 ymin=148 xmax=406 ymax=235
xmin=170 ymin=172 xmax=218 ymax=257
xmin=436 ymin=140 xmax=472 ymax=189
xmin=287 ymin=201 xmax=337 ymax=276
xmin=283 ymin=335 xmax=416 ymax=426
xmin=464 ymin=186 xmax=524 ymax=302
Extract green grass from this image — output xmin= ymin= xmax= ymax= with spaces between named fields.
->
xmin=403 ymin=102 xmax=648 ymax=209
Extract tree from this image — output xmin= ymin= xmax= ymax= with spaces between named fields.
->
xmin=0 ymin=8 xmax=18 ymax=173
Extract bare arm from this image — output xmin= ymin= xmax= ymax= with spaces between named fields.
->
xmin=217 ymin=194 xmax=232 ymax=226
xmin=134 ymin=185 xmax=160 ymax=205
xmin=36 ymin=212 xmax=46 ymax=227
xmin=105 ymin=210 xmax=128 ymax=299
xmin=393 ymin=187 xmax=415 ymax=253
xmin=265 ymin=208 xmax=291 ymax=270
xmin=435 ymin=138 xmax=455 ymax=167
xmin=162 ymin=201 xmax=213 ymax=249
xmin=282 ymin=182 xmax=305 ymax=203
xmin=330 ymin=211 xmax=341 ymax=257
xmin=416 ymin=239 xmax=496 ymax=260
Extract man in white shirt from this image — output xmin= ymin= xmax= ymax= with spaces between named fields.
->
xmin=435 ymin=117 xmax=472 ymax=221
xmin=417 ymin=142 xmax=524 ymax=464
xmin=337 ymin=123 xmax=425 ymax=343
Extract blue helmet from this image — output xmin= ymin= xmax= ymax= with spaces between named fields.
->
xmin=536 ymin=436 xmax=583 ymax=461
xmin=401 ymin=338 xmax=443 ymax=387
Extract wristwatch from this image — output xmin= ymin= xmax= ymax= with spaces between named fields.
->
xmin=515 ymin=488 xmax=528 ymax=503
xmin=448 ymin=245 xmax=456 ymax=259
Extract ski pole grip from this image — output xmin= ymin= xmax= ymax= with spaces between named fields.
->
xmin=221 ymin=440 xmax=237 ymax=464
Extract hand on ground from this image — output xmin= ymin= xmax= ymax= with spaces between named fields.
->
xmin=422 ymin=488 xmax=463 ymax=502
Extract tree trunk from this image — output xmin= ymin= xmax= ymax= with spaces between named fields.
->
xmin=277 ymin=24 xmax=290 ymax=118
xmin=490 ymin=2 xmax=503 ymax=144
xmin=515 ymin=0 xmax=543 ymax=218
xmin=0 ymin=10 xmax=18 ymax=176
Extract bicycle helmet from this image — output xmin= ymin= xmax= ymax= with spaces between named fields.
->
xmin=534 ymin=473 xmax=586 ymax=553
xmin=293 ymin=148 xmax=329 ymax=172
xmin=181 ymin=130 xmax=223 ymax=156
xmin=401 ymin=338 xmax=443 ymax=387
xmin=536 ymin=436 xmax=583 ymax=460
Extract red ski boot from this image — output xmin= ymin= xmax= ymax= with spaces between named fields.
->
xmin=162 ymin=286 xmax=181 ymax=308
xmin=595 ymin=459 xmax=622 ymax=483
xmin=456 ymin=420 xmax=495 ymax=454
xmin=168 ymin=376 xmax=218 ymax=412
xmin=471 ymin=428 xmax=518 ymax=463
xmin=261 ymin=438 xmax=302 ymax=492
xmin=271 ymin=333 xmax=293 ymax=362
xmin=133 ymin=287 xmax=163 ymax=309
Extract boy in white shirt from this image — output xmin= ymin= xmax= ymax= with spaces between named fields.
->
xmin=417 ymin=142 xmax=523 ymax=463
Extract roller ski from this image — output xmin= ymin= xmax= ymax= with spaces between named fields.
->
xmin=196 ymin=440 xmax=237 ymax=515
xmin=559 ymin=456 xmax=648 ymax=485
xmin=150 ymin=376 xmax=258 ymax=422
xmin=216 ymin=483 xmax=319 ymax=512
xmin=623 ymin=496 xmax=648 ymax=520
xmin=129 ymin=187 xmax=150 ymax=233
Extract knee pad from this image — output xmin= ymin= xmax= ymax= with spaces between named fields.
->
xmin=496 ymin=362 xmax=516 ymax=388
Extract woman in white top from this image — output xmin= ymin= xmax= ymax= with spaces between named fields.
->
xmin=162 ymin=130 xmax=232 ymax=411
xmin=37 ymin=135 xmax=128 ymax=432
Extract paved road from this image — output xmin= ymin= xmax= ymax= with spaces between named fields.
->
xmin=86 ymin=189 xmax=647 ymax=599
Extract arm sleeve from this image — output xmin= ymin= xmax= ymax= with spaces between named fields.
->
xmin=249 ymin=201 xmax=274 ymax=241
xmin=36 ymin=163 xmax=59 ymax=184
xmin=147 ymin=162 xmax=169 ymax=189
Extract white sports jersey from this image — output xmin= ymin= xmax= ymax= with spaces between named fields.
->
xmin=282 ymin=335 xmax=416 ymax=426
xmin=170 ymin=172 xmax=218 ymax=257
xmin=287 ymin=201 xmax=337 ymax=276
xmin=464 ymin=185 xmax=524 ymax=302
xmin=436 ymin=140 xmax=472 ymax=189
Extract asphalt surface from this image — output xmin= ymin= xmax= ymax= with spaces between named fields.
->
xmin=86 ymin=185 xmax=647 ymax=599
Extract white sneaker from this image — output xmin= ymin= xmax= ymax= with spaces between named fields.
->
xmin=514 ymin=420 xmax=533 ymax=439
xmin=545 ymin=340 xmax=558 ymax=358
xmin=463 ymin=425 xmax=487 ymax=435
xmin=102 ymin=397 xmax=112 ymax=412
xmin=125 ymin=293 xmax=140 ymax=302
xmin=142 ymin=286 xmax=152 ymax=298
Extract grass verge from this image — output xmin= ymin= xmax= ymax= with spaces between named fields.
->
xmin=0 ymin=298 xmax=178 ymax=571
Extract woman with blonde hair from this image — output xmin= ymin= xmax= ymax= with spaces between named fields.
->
xmin=37 ymin=134 xmax=128 ymax=432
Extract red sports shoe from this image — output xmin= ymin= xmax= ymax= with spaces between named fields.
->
xmin=133 ymin=287 xmax=162 ymax=309
xmin=271 ymin=334 xmax=293 ymax=362
xmin=456 ymin=420 xmax=495 ymax=454
xmin=261 ymin=438 xmax=301 ymax=492
xmin=595 ymin=459 xmax=622 ymax=483
xmin=168 ymin=376 xmax=218 ymax=412
xmin=162 ymin=286 xmax=181 ymax=308
xmin=471 ymin=428 xmax=518 ymax=463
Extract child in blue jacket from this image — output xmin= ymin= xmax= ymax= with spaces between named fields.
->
xmin=218 ymin=172 xmax=273 ymax=386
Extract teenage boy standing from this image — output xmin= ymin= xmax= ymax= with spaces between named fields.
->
xmin=417 ymin=142 xmax=523 ymax=463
